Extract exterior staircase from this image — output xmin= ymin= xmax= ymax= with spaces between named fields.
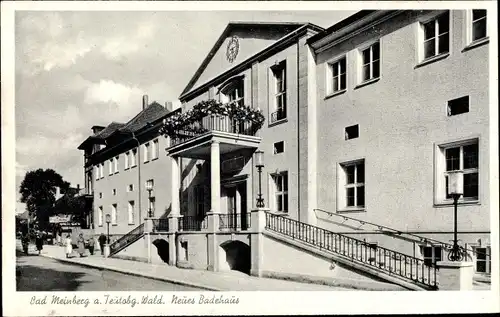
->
xmin=264 ymin=211 xmax=438 ymax=290
xmin=109 ymin=223 xmax=145 ymax=257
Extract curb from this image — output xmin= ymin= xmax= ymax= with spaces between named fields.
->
xmin=38 ymin=252 xmax=222 ymax=291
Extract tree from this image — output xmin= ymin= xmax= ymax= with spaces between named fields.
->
xmin=19 ymin=168 xmax=69 ymax=230
xmin=53 ymin=188 xmax=88 ymax=226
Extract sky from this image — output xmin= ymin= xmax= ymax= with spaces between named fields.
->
xmin=14 ymin=9 xmax=356 ymax=213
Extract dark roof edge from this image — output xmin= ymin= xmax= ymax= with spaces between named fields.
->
xmin=179 ymin=23 xmax=323 ymax=102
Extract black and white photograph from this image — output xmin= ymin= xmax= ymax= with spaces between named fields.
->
xmin=2 ymin=1 xmax=498 ymax=316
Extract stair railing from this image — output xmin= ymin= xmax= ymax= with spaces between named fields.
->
xmin=314 ymin=208 xmax=481 ymax=260
xmin=265 ymin=211 xmax=438 ymax=289
xmin=109 ymin=223 xmax=145 ymax=256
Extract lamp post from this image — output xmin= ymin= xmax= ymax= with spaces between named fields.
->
xmin=105 ymin=214 xmax=111 ymax=244
xmin=255 ymin=150 xmax=265 ymax=208
xmin=447 ymin=171 xmax=464 ymax=261
xmin=146 ymin=179 xmax=154 ymax=218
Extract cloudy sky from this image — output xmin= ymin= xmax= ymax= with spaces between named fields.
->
xmin=14 ymin=9 xmax=355 ymax=212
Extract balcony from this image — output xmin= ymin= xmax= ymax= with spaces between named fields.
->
xmin=162 ymin=100 xmax=264 ymax=159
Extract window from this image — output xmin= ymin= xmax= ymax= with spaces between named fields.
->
xmin=124 ymin=151 xmax=130 ymax=169
xmin=422 ymin=12 xmax=450 ymax=60
xmin=127 ymin=184 xmax=134 ymax=192
xmin=152 ymin=139 xmax=159 ymax=160
xmin=108 ymin=159 xmax=113 ymax=175
xmin=271 ymin=172 xmax=288 ymax=213
xmin=98 ymin=206 xmax=103 ymax=226
xmin=144 ymin=142 xmax=150 ymax=163
xmin=271 ymin=61 xmax=287 ymax=123
xmin=194 ymin=185 xmax=205 ymax=218
xmin=222 ymin=79 xmax=246 ymax=133
xmin=338 ymin=160 xmax=365 ymax=209
xmin=114 ymin=156 xmax=119 ymax=173
xmin=111 ymin=204 xmax=117 ymax=225
xmin=329 ymin=57 xmax=347 ymax=93
xmin=128 ymin=201 xmax=135 ymax=225
xmin=444 ymin=141 xmax=479 ymax=200
xmin=360 ymin=42 xmax=380 ymax=82
xmin=112 ymin=189 xmax=116 ymax=196
xmin=99 ymin=192 xmax=102 ymax=199
xmin=421 ymin=245 xmax=443 ymax=266
xmin=474 ymin=247 xmax=491 ymax=273
xmin=448 ymin=96 xmax=469 ymax=116
xmin=345 ymin=125 xmax=359 ymax=140
xmin=95 ymin=166 xmax=99 ymax=180
xmin=273 ymin=141 xmax=285 ymax=154
xmin=471 ymin=10 xmax=487 ymax=42
xmin=131 ymin=149 xmax=137 ymax=167
xmin=98 ymin=163 xmax=104 ymax=179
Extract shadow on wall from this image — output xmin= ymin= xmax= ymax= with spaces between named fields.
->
xmin=152 ymin=239 xmax=169 ymax=263
xmin=219 ymin=240 xmax=251 ymax=274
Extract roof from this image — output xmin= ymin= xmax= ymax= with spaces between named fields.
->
xmin=94 ymin=122 xmax=125 ymax=139
xmin=180 ymin=22 xmax=323 ymax=98
xmin=119 ymin=101 xmax=170 ymax=133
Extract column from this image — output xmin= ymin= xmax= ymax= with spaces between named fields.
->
xmin=171 ymin=156 xmax=180 ymax=216
xmin=168 ymin=155 xmax=180 ymax=266
xmin=250 ymin=207 xmax=268 ymax=277
xmin=210 ymin=141 xmax=221 ymax=214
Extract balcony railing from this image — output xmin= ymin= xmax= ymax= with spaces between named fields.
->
xmin=178 ymin=216 xmax=207 ymax=231
xmin=219 ymin=213 xmax=251 ymax=231
xmin=152 ymin=219 xmax=169 ymax=232
xmin=170 ymin=114 xmax=259 ymax=147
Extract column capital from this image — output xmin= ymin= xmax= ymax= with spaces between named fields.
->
xmin=211 ymin=140 xmax=220 ymax=145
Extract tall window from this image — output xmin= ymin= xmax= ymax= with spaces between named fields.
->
xmin=98 ymin=206 xmax=103 ymax=226
xmin=152 ymin=139 xmax=159 ymax=160
xmin=271 ymin=61 xmax=287 ymax=123
xmin=222 ymin=79 xmax=245 ymax=133
xmin=471 ymin=10 xmax=487 ymax=42
xmin=194 ymin=185 xmax=205 ymax=218
xmin=108 ymin=159 xmax=113 ymax=175
xmin=124 ymin=151 xmax=129 ymax=169
xmin=444 ymin=141 xmax=479 ymax=200
xmin=128 ymin=201 xmax=135 ymax=225
xmin=330 ymin=57 xmax=347 ymax=93
xmin=111 ymin=204 xmax=117 ymax=225
xmin=114 ymin=156 xmax=119 ymax=173
xmin=271 ymin=172 xmax=288 ymax=213
xmin=421 ymin=245 xmax=443 ymax=266
xmin=422 ymin=12 xmax=450 ymax=59
xmin=360 ymin=42 xmax=380 ymax=82
xmin=475 ymin=247 xmax=491 ymax=273
xmin=131 ymin=149 xmax=137 ymax=167
xmin=144 ymin=142 xmax=150 ymax=162
xmin=339 ymin=161 xmax=365 ymax=209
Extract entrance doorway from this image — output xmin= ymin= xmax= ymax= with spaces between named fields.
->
xmin=223 ymin=181 xmax=249 ymax=230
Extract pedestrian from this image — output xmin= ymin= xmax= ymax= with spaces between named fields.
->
xmin=77 ymin=233 xmax=86 ymax=257
xmin=65 ymin=234 xmax=73 ymax=258
xmin=98 ymin=233 xmax=107 ymax=256
xmin=88 ymin=236 xmax=95 ymax=255
xmin=35 ymin=232 xmax=43 ymax=255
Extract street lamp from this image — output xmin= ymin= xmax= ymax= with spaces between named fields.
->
xmin=255 ymin=150 xmax=265 ymax=208
xmin=105 ymin=214 xmax=111 ymax=244
xmin=447 ymin=171 xmax=464 ymax=261
xmin=146 ymin=179 xmax=154 ymax=218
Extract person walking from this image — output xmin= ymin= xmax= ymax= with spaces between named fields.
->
xmin=88 ymin=236 xmax=95 ymax=255
xmin=98 ymin=233 xmax=107 ymax=256
xmin=35 ymin=231 xmax=43 ymax=255
xmin=65 ymin=234 xmax=73 ymax=258
xmin=77 ymin=233 xmax=86 ymax=257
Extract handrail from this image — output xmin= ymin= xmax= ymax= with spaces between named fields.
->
xmin=265 ymin=211 xmax=438 ymax=289
xmin=219 ymin=213 xmax=251 ymax=230
xmin=152 ymin=218 xmax=169 ymax=232
xmin=314 ymin=208 xmax=482 ymax=258
xmin=109 ymin=223 xmax=145 ymax=256
xmin=178 ymin=215 xmax=207 ymax=231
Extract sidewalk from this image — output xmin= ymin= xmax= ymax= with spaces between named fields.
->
xmin=16 ymin=241 xmax=351 ymax=291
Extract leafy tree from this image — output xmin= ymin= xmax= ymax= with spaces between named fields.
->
xmin=19 ymin=168 xmax=69 ymax=230
xmin=53 ymin=188 xmax=88 ymax=226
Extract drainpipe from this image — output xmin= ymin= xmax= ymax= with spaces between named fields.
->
xmin=130 ymin=132 xmax=142 ymax=223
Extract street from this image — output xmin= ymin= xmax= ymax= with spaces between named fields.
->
xmin=16 ymin=251 xmax=200 ymax=291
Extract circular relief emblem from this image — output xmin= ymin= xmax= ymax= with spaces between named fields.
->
xmin=226 ymin=36 xmax=239 ymax=63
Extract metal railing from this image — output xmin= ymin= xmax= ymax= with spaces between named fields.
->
xmin=219 ymin=213 xmax=251 ymax=231
xmin=152 ymin=219 xmax=169 ymax=232
xmin=178 ymin=216 xmax=207 ymax=231
xmin=170 ymin=114 xmax=259 ymax=147
xmin=270 ymin=108 xmax=287 ymax=123
xmin=265 ymin=212 xmax=438 ymax=289
xmin=109 ymin=223 xmax=145 ymax=256
xmin=314 ymin=208 xmax=484 ymax=261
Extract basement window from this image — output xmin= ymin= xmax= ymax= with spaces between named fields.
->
xmin=345 ymin=125 xmax=359 ymax=140
xmin=447 ymin=96 xmax=469 ymax=116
